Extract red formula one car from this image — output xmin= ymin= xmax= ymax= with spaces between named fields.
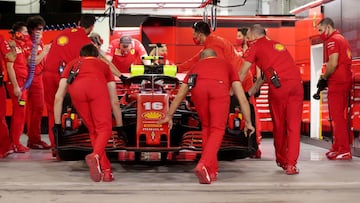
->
xmin=55 ymin=65 xmax=260 ymax=162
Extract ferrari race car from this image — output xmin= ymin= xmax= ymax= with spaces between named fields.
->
xmin=55 ymin=64 xmax=260 ymax=162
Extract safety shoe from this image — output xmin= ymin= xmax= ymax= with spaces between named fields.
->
xmin=0 ymin=150 xmax=12 ymax=159
xmin=285 ymin=165 xmax=299 ymax=175
xmin=329 ymin=151 xmax=352 ymax=160
xmin=210 ymin=172 xmax=218 ymax=182
xmin=13 ymin=144 xmax=29 ymax=153
xmin=27 ymin=141 xmax=51 ymax=150
xmin=276 ymin=161 xmax=287 ymax=170
xmin=0 ymin=153 xmax=6 ymax=159
xmin=102 ymin=169 xmax=115 ymax=182
xmin=194 ymin=164 xmax=211 ymax=184
xmin=326 ymin=151 xmax=338 ymax=160
xmin=325 ymin=148 xmax=337 ymax=157
xmin=85 ymin=153 xmax=102 ymax=182
xmin=7 ymin=146 xmax=14 ymax=154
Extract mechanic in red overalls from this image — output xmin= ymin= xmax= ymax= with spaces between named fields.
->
xmin=0 ymin=34 xmax=12 ymax=158
xmin=43 ymin=15 xmax=95 ymax=152
xmin=177 ymin=21 xmax=260 ymax=154
xmin=159 ymin=49 xmax=255 ymax=184
xmin=54 ymin=44 xmax=125 ymax=182
xmin=317 ymin=18 xmax=352 ymax=160
xmin=177 ymin=21 xmax=253 ymax=92
xmin=4 ymin=22 xmax=31 ymax=153
xmin=239 ymin=24 xmax=303 ymax=175
xmin=236 ymin=26 xmax=263 ymax=152
xmin=235 ymin=27 xmax=249 ymax=56
xmin=25 ymin=15 xmax=51 ymax=149
xmin=105 ymin=35 xmax=150 ymax=73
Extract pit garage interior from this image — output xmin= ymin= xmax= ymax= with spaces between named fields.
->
xmin=1 ymin=0 xmax=360 ymax=202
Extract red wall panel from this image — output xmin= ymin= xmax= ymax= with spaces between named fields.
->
xmin=82 ymin=0 xmax=106 ymax=10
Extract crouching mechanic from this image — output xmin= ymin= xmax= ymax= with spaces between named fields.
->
xmin=158 ymin=49 xmax=255 ymax=184
xmin=54 ymin=44 xmax=126 ymax=182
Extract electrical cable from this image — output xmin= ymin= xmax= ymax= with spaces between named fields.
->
xmin=202 ymin=2 xmax=217 ymax=31
xmin=109 ymin=3 xmax=116 ymax=34
xmin=203 ymin=6 xmax=208 ymax=23
xmin=217 ymin=0 xmax=247 ymax=8
xmin=210 ymin=5 xmax=217 ymax=31
xmin=22 ymin=31 xmax=39 ymax=90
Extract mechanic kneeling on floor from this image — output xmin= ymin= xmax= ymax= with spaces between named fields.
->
xmin=53 ymin=44 xmax=126 ymax=182
xmin=158 ymin=48 xmax=255 ymax=184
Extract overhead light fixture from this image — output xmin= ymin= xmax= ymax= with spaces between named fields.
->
xmin=118 ymin=0 xmax=203 ymax=3
xmin=117 ymin=0 xmax=206 ymax=8
xmin=289 ymin=0 xmax=334 ymax=14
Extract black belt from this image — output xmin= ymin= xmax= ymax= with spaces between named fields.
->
xmin=0 ymin=74 xmax=3 ymax=87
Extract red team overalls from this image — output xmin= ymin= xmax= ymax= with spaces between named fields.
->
xmin=324 ymin=30 xmax=352 ymax=155
xmin=0 ymin=35 xmax=11 ymax=157
xmin=177 ymin=33 xmax=261 ymax=153
xmin=244 ymin=36 xmax=303 ymax=168
xmin=25 ymin=38 xmax=48 ymax=148
xmin=183 ymin=57 xmax=240 ymax=180
xmin=177 ymin=33 xmax=254 ymax=91
xmin=43 ymin=27 xmax=92 ymax=148
xmin=62 ymin=57 xmax=115 ymax=171
xmin=105 ymin=38 xmax=147 ymax=73
xmin=3 ymin=37 xmax=30 ymax=152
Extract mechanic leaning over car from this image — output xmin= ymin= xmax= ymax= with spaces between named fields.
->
xmin=159 ymin=49 xmax=255 ymax=184
xmin=43 ymin=15 xmax=96 ymax=154
xmin=239 ymin=24 xmax=303 ymax=175
xmin=53 ymin=44 xmax=126 ymax=182
xmin=317 ymin=17 xmax=353 ymax=160
xmin=43 ymin=15 xmax=125 ymax=156
xmin=176 ymin=21 xmax=254 ymax=93
xmin=177 ymin=21 xmax=260 ymax=155
xmin=105 ymin=35 xmax=150 ymax=73
xmin=89 ymin=32 xmax=128 ymax=83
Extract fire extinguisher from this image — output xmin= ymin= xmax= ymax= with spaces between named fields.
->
xmin=61 ymin=107 xmax=81 ymax=130
xmin=228 ymin=108 xmax=241 ymax=130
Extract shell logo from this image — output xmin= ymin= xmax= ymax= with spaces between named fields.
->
xmin=142 ymin=111 xmax=163 ymax=120
xmin=57 ymin=36 xmax=69 ymax=46
xmin=115 ymin=48 xmax=121 ymax=55
xmin=70 ymin=28 xmax=78 ymax=32
xmin=130 ymin=48 xmax=135 ymax=55
xmin=274 ymin=43 xmax=285 ymax=51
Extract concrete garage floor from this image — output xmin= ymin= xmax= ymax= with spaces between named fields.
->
xmin=0 ymin=136 xmax=360 ymax=203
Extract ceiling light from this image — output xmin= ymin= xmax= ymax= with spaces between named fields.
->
xmin=117 ymin=0 xmax=205 ymax=8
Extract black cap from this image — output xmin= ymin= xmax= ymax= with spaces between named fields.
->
xmin=120 ymin=35 xmax=132 ymax=45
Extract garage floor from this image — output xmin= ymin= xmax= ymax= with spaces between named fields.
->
xmin=0 ymin=135 xmax=360 ymax=203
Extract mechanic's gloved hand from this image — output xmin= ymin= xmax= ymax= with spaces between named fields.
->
xmin=114 ymin=126 xmax=128 ymax=143
xmin=254 ymin=90 xmax=261 ymax=98
xmin=52 ymin=124 xmax=63 ymax=138
xmin=316 ymin=77 xmax=328 ymax=91
xmin=119 ymin=74 xmax=128 ymax=84
xmin=245 ymin=92 xmax=250 ymax=101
